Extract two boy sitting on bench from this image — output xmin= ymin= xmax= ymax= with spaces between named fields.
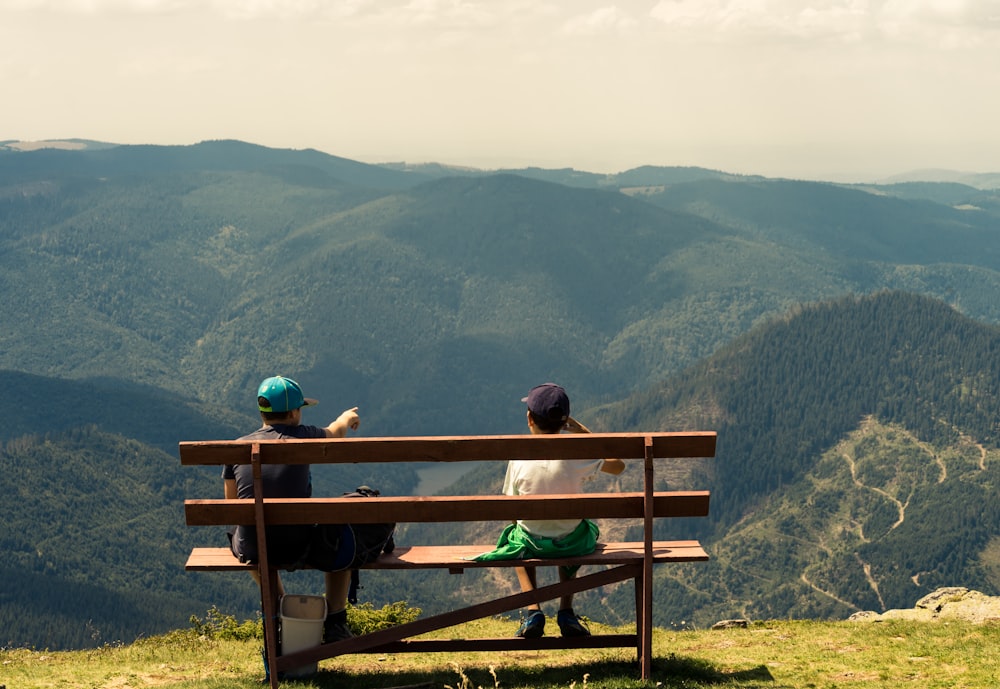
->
xmin=225 ymin=376 xmax=623 ymax=642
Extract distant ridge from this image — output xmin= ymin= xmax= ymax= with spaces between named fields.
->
xmin=377 ymin=160 xmax=756 ymax=189
xmin=5 ymin=138 xmax=997 ymax=189
xmin=0 ymin=138 xmax=118 ymax=152
xmin=0 ymin=139 xmax=427 ymax=189
xmin=877 ymin=168 xmax=1000 ymax=190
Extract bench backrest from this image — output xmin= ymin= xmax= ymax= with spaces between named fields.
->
xmin=179 ymin=431 xmax=716 ymax=466
xmin=181 ymin=431 xmax=715 ymax=527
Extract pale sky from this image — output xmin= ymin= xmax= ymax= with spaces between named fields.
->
xmin=3 ymin=0 xmax=999 ymax=181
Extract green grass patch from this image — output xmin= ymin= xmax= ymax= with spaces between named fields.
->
xmin=2 ymin=615 xmax=998 ymax=688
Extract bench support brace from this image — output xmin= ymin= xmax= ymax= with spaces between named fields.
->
xmin=272 ymin=562 xmax=645 ymax=677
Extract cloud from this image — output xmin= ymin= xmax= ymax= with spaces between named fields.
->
xmin=0 ymin=0 xmax=378 ymax=18
xmin=562 ymin=5 xmax=639 ymax=36
xmin=648 ymin=0 xmax=1000 ymax=45
xmin=883 ymin=0 xmax=1000 ymax=24
xmin=878 ymin=0 xmax=1000 ymax=46
xmin=649 ymin=0 xmax=873 ymax=41
xmin=0 ymin=0 xmax=190 ymax=13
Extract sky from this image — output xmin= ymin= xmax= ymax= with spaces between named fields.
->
xmin=3 ymin=0 xmax=999 ymax=181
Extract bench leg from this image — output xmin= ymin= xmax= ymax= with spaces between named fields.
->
xmin=642 ymin=558 xmax=655 ymax=678
xmin=260 ymin=567 xmax=281 ymax=689
xmin=634 ymin=568 xmax=643 ymax=672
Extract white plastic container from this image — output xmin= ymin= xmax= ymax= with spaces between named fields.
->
xmin=279 ymin=594 xmax=327 ymax=677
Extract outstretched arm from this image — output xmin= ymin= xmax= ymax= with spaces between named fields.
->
xmin=324 ymin=407 xmax=360 ymax=438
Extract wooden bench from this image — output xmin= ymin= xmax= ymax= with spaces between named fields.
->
xmin=181 ymin=432 xmax=715 ymax=687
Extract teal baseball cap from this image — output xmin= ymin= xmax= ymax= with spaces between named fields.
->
xmin=256 ymin=376 xmax=318 ymax=413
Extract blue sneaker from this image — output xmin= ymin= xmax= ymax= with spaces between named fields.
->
xmin=515 ymin=610 xmax=546 ymax=638
xmin=557 ymin=609 xmax=591 ymax=637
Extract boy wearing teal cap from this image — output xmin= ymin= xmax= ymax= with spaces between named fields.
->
xmin=223 ymin=375 xmax=362 ymax=644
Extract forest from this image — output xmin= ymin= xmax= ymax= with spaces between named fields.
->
xmin=1 ymin=141 xmax=999 ymax=648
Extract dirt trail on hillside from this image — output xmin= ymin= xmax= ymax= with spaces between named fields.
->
xmin=840 ymin=450 xmax=906 ymax=534
xmin=857 ymin=555 xmax=886 ymax=610
xmin=801 ymin=573 xmax=861 ymax=612
xmin=912 ymin=434 xmax=947 ymax=483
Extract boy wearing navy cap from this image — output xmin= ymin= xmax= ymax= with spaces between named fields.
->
xmin=477 ymin=383 xmax=625 ymax=638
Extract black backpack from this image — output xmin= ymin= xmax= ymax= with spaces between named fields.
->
xmin=305 ymin=486 xmax=396 ymax=602
xmin=343 ymin=485 xmax=396 ymax=564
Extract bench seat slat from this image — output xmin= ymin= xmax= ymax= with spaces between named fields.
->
xmin=184 ymin=491 xmax=710 ymax=525
xmin=185 ymin=541 xmax=708 ymax=572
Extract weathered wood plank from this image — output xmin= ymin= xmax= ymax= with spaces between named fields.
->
xmin=352 ymin=634 xmax=640 ymax=653
xmin=179 ymin=431 xmax=717 ymax=466
xmin=185 ymin=541 xmax=709 ymax=571
xmin=184 ymin=491 xmax=710 ymax=525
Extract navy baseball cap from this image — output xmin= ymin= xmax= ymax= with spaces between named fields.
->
xmin=257 ymin=376 xmax=318 ymax=413
xmin=522 ymin=383 xmax=570 ymax=424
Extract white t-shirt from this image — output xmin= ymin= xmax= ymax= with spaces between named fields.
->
xmin=502 ymin=458 xmax=605 ymax=538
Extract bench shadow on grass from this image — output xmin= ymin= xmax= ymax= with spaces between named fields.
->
xmin=312 ymin=655 xmax=777 ymax=688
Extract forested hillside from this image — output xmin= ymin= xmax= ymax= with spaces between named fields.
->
xmin=0 ymin=378 xmax=419 ymax=649
xmin=311 ymin=292 xmax=1000 ymax=630
xmin=4 ymin=141 xmax=1000 ymax=433
xmin=594 ymin=291 xmax=1000 ymax=626
xmin=2 ymin=141 xmax=999 ymax=648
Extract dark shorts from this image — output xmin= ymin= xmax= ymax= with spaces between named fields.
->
xmin=228 ymin=524 xmax=312 ymax=568
xmin=228 ymin=522 xmax=394 ymax=572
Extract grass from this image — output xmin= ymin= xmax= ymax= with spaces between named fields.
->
xmin=2 ymin=615 xmax=998 ymax=689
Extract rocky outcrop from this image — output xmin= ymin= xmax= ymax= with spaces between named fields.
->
xmin=849 ymin=587 xmax=1000 ymax=624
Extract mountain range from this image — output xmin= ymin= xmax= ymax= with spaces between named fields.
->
xmin=1 ymin=139 xmax=998 ymax=648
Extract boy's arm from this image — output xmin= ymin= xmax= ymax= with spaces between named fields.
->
xmin=324 ymin=407 xmax=360 ymax=438
xmin=564 ymin=416 xmax=626 ymax=475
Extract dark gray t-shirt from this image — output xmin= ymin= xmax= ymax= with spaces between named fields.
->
xmin=223 ymin=424 xmax=326 ymax=564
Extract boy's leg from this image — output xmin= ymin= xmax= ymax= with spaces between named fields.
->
xmin=515 ymin=566 xmax=541 ymax=610
xmin=514 ymin=566 xmax=546 ymax=638
xmin=556 ymin=567 xmax=590 ymax=637
xmin=323 ymin=570 xmax=354 ymax=643
xmin=325 ymin=569 xmax=351 ymax=607
xmin=251 ymin=569 xmax=286 ymax=598
xmin=250 ymin=568 xmax=284 ymax=646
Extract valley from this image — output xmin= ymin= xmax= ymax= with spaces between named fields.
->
xmin=1 ymin=140 xmax=998 ymax=648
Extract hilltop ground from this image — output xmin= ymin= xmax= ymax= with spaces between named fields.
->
xmin=2 ymin=589 xmax=997 ymax=689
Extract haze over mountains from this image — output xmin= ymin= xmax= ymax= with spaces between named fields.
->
xmin=1 ymin=140 xmax=998 ymax=648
